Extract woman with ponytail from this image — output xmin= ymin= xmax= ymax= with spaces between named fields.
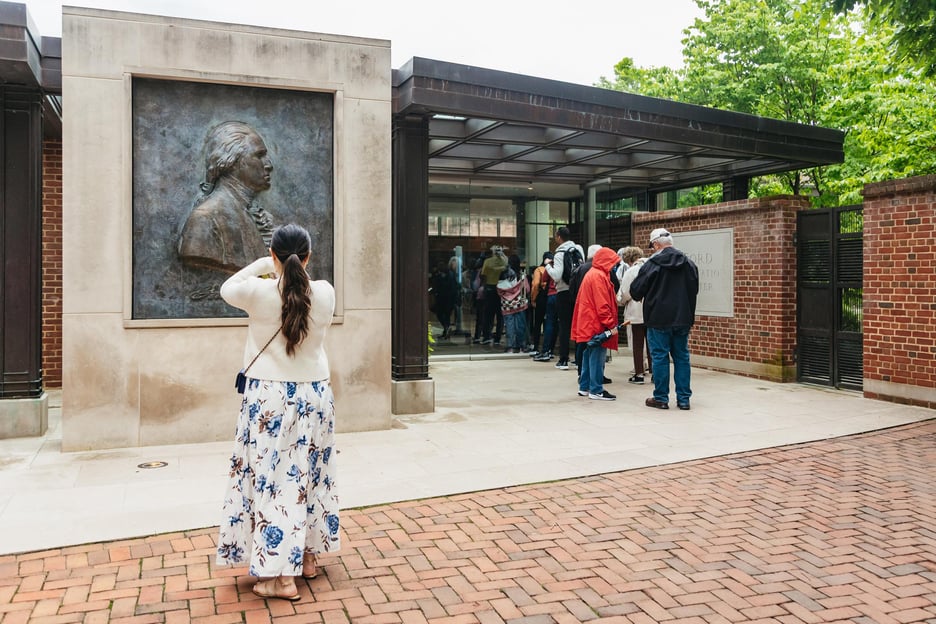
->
xmin=216 ymin=224 xmax=337 ymax=601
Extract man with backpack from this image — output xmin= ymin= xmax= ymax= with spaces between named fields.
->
xmin=541 ymin=227 xmax=584 ymax=370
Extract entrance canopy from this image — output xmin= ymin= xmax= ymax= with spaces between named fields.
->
xmin=393 ymin=57 xmax=845 ymax=197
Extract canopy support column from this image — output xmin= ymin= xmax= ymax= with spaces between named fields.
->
xmin=390 ymin=113 xmax=434 ymax=414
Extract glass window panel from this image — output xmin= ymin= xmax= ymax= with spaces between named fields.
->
xmin=500 ymin=219 xmax=516 ymax=237
xmin=597 ymin=196 xmax=637 ymax=219
xmin=440 ymin=216 xmax=470 ymax=236
xmin=549 ymin=201 xmax=569 ymax=223
xmin=476 ymin=216 xmax=499 ymax=237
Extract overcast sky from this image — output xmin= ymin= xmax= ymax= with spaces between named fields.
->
xmin=24 ymin=0 xmax=703 ymax=86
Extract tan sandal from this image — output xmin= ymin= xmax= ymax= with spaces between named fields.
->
xmin=252 ymin=578 xmax=300 ymax=601
xmin=302 ymin=553 xmax=318 ymax=579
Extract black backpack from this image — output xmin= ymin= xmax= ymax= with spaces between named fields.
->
xmin=560 ymin=246 xmax=584 ymax=284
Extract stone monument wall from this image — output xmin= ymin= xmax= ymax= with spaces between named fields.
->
xmin=62 ymin=8 xmax=392 ymax=450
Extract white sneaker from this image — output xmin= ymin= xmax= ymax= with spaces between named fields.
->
xmin=577 ymin=390 xmax=588 ymax=397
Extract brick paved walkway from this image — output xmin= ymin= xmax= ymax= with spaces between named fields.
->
xmin=2 ymin=420 xmax=934 ymax=624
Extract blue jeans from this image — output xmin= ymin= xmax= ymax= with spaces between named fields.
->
xmin=647 ymin=326 xmax=692 ymax=405
xmin=578 ymin=345 xmax=607 ymax=396
xmin=503 ymin=312 xmax=526 ymax=350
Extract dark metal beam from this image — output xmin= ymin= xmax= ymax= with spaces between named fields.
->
xmin=391 ymin=114 xmax=431 ymax=382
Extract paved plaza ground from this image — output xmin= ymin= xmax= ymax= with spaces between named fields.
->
xmin=1 ymin=417 xmax=934 ymax=623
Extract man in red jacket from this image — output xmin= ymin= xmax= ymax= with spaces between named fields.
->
xmin=570 ymin=247 xmax=622 ymax=401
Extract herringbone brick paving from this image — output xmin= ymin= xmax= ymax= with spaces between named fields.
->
xmin=2 ymin=420 xmax=934 ymax=623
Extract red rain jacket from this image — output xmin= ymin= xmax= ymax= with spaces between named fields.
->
xmin=570 ymin=247 xmax=620 ymax=350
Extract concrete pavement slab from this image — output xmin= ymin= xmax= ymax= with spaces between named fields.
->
xmin=0 ymin=357 xmax=931 ymax=555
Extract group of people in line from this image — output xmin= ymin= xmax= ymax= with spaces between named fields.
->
xmin=214 ymin=221 xmax=699 ymax=601
xmin=440 ymin=226 xmax=699 ymax=407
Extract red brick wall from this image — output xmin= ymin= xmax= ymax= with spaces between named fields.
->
xmin=862 ymin=175 xmax=936 ymax=409
xmin=42 ymin=139 xmax=63 ymax=388
xmin=632 ymin=196 xmax=809 ymax=381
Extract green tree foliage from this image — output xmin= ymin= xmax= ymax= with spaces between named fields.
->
xmin=676 ymin=184 xmax=723 ymax=208
xmin=832 ymin=0 xmax=936 ymax=76
xmin=598 ymin=0 xmax=936 ymax=206
xmin=595 ymin=58 xmax=682 ymax=100
xmin=821 ymin=20 xmax=936 ymax=203
xmin=679 ymin=0 xmax=848 ymax=121
xmin=679 ymin=0 xmax=851 ymax=196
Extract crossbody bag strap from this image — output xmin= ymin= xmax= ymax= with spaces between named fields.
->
xmin=244 ymin=327 xmax=281 ymax=375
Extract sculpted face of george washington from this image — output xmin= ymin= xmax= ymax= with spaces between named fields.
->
xmin=178 ymin=122 xmax=276 ymax=274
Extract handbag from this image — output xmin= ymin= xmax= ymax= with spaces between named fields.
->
xmin=235 ymin=328 xmax=280 ymax=394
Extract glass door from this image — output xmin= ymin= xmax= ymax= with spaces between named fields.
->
xmin=427 ymin=179 xmax=576 ymax=360
xmin=427 ymin=180 xmax=522 ymax=358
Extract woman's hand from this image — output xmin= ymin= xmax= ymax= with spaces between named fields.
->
xmin=256 ymin=255 xmax=277 ymax=278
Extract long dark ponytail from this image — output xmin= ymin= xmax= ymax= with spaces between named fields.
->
xmin=271 ymin=224 xmax=312 ymax=356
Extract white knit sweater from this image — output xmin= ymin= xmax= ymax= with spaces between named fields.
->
xmin=220 ymin=256 xmax=335 ymax=382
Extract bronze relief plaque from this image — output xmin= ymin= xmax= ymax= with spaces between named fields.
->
xmin=131 ymin=78 xmax=334 ymax=319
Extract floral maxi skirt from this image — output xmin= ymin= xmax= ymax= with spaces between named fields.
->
xmin=216 ymin=378 xmax=340 ymax=576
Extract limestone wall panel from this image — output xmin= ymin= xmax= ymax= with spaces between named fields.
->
xmin=62 ymin=13 xmax=142 ymax=76
xmin=63 ymin=8 xmax=390 ymax=102
xmin=327 ymin=308 xmax=392 ymax=433
xmin=339 ymin=97 xmax=392 ymax=310
xmin=137 ymin=327 xmax=244 ymax=446
xmin=61 ymin=314 xmax=140 ymax=450
xmin=61 ymin=76 xmax=126 ymax=315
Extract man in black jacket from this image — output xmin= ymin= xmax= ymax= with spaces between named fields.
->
xmin=629 ymin=229 xmax=699 ymax=411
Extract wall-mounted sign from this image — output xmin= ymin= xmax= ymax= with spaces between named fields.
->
xmin=676 ymin=228 xmax=734 ymax=317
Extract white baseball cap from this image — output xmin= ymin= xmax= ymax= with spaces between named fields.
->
xmin=649 ymin=228 xmax=671 ymax=244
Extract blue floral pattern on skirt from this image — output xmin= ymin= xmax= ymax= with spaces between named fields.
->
xmin=216 ymin=378 xmax=339 ymax=576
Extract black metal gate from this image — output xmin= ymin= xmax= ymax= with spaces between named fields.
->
xmin=796 ymin=206 xmax=863 ymax=390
